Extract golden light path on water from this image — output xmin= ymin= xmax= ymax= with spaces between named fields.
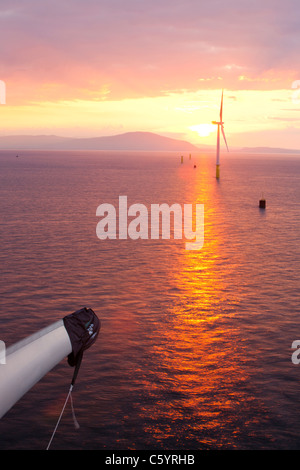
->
xmin=137 ymin=155 xmax=257 ymax=449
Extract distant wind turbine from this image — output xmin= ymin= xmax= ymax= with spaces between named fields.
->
xmin=212 ymin=90 xmax=229 ymax=179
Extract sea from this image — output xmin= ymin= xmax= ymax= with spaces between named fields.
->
xmin=0 ymin=149 xmax=299 ymax=451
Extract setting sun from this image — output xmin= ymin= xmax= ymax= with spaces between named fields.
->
xmin=189 ymin=123 xmax=216 ymax=137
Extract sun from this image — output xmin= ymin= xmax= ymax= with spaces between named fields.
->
xmin=189 ymin=123 xmax=216 ymax=137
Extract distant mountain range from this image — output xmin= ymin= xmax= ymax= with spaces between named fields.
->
xmin=0 ymin=132 xmax=199 ymax=151
xmin=0 ymin=132 xmax=299 ymax=154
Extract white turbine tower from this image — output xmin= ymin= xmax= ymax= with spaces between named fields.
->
xmin=212 ymin=90 xmax=229 ymax=179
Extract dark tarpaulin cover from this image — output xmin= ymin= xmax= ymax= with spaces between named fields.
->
xmin=63 ymin=307 xmax=100 ymax=367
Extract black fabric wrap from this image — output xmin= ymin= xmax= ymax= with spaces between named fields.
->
xmin=63 ymin=307 xmax=100 ymax=367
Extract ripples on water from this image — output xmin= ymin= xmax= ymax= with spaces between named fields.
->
xmin=0 ymin=150 xmax=299 ymax=449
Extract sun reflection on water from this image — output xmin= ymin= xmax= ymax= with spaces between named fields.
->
xmin=139 ymin=155 xmax=254 ymax=449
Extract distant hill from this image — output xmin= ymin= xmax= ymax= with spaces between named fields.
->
xmin=241 ymin=146 xmax=300 ymax=154
xmin=0 ymin=132 xmax=199 ymax=151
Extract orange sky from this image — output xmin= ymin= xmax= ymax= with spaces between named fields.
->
xmin=1 ymin=0 xmax=300 ymax=149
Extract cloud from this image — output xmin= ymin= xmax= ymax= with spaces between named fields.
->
xmin=1 ymin=0 xmax=300 ymax=104
xmin=268 ymin=116 xmax=300 ymax=121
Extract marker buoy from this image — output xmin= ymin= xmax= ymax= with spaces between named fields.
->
xmin=259 ymin=198 xmax=266 ymax=209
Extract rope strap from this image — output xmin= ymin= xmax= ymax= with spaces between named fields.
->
xmin=46 ymin=352 xmax=83 ymax=450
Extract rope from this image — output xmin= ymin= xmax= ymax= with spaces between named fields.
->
xmin=70 ymin=389 xmax=80 ymax=430
xmin=46 ymin=352 xmax=83 ymax=450
xmin=46 ymin=385 xmax=74 ymax=450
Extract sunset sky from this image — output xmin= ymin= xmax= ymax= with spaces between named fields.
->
xmin=1 ymin=0 xmax=300 ymax=149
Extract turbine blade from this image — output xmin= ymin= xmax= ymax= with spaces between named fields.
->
xmin=220 ymin=90 xmax=224 ymax=121
xmin=221 ymin=125 xmax=229 ymax=151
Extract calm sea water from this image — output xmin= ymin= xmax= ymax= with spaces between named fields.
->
xmin=0 ymin=149 xmax=299 ymax=450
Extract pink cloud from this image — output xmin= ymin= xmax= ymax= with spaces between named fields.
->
xmin=1 ymin=0 xmax=300 ymax=104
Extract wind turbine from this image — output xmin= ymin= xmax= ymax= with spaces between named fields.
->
xmin=212 ymin=90 xmax=229 ymax=179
